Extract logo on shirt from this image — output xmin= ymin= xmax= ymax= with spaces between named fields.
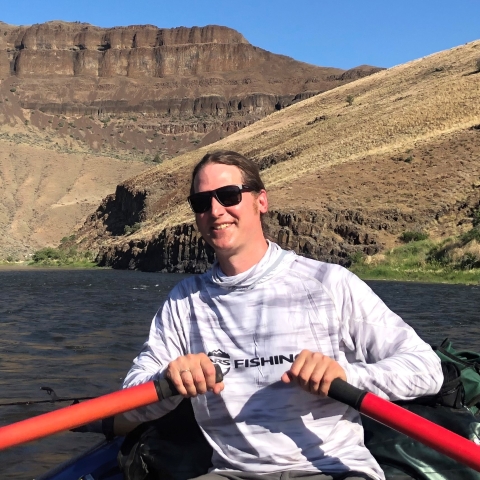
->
xmin=208 ymin=349 xmax=299 ymax=376
xmin=207 ymin=349 xmax=231 ymax=376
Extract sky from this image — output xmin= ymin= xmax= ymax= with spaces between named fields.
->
xmin=1 ymin=0 xmax=479 ymax=70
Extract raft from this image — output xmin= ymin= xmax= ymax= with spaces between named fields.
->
xmin=37 ymin=437 xmax=124 ymax=480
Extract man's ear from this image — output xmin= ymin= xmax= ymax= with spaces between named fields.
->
xmin=257 ymin=190 xmax=268 ymax=214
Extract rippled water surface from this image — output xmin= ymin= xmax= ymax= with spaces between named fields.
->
xmin=0 ymin=268 xmax=479 ymax=479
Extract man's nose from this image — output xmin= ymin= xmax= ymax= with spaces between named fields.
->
xmin=210 ymin=196 xmax=226 ymax=216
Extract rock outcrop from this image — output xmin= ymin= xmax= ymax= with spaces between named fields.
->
xmin=93 ymin=207 xmax=427 ymax=272
xmin=2 ymin=23 xmax=250 ymax=78
xmin=20 ymin=91 xmax=323 ymax=120
xmin=93 ymin=188 xmax=480 ymax=273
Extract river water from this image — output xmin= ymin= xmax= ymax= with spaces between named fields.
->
xmin=0 ymin=268 xmax=478 ymax=479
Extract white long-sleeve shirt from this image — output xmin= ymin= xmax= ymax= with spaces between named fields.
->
xmin=123 ymin=242 xmax=443 ymax=480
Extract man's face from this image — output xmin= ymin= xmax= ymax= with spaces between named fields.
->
xmin=194 ymin=163 xmax=268 ymax=257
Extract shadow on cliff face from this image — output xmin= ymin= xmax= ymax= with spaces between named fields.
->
xmin=94 ymin=185 xmax=148 ymax=236
xmin=97 ymin=223 xmax=216 ymax=272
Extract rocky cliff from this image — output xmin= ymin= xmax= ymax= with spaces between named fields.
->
xmin=1 ymin=23 xmax=250 ymax=78
xmin=93 ymin=209 xmax=400 ymax=272
xmin=91 ymin=193 xmax=480 ymax=273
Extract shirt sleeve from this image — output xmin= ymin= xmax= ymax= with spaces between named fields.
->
xmin=324 ymin=266 xmax=443 ymax=401
xmin=121 ymin=290 xmax=189 ymax=422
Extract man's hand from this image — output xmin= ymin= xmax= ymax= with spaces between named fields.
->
xmin=281 ymin=349 xmax=346 ymax=396
xmin=166 ymin=353 xmax=224 ymax=397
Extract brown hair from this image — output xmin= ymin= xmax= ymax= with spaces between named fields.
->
xmin=190 ymin=150 xmax=265 ymax=195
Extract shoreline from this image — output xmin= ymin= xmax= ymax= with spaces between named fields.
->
xmin=1 ymin=262 xmax=479 ymax=285
xmin=349 ymin=265 xmax=480 ymax=286
xmin=0 ymin=262 xmax=101 ymax=270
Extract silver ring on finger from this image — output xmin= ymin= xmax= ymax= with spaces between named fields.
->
xmin=179 ymin=369 xmax=191 ymax=375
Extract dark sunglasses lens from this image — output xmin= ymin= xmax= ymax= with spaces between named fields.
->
xmin=216 ymin=186 xmax=242 ymax=207
xmin=189 ymin=192 xmax=212 ymax=213
xmin=189 ymin=186 xmax=245 ymax=213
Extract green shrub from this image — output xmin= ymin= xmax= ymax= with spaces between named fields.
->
xmin=31 ymin=245 xmax=94 ymax=266
xmin=32 ymin=247 xmax=63 ymax=262
xmin=153 ymin=153 xmax=162 ymax=163
xmin=460 ymin=227 xmax=480 ymax=244
xmin=399 ymin=231 xmax=429 ymax=243
xmin=472 ymin=209 xmax=480 ymax=227
xmin=457 ymin=252 xmax=480 ymax=270
xmin=9 ymin=87 xmax=16 ymax=93
xmin=124 ymin=222 xmax=143 ymax=235
xmin=348 ymin=250 xmax=365 ymax=265
xmin=346 ymin=94 xmax=355 ymax=106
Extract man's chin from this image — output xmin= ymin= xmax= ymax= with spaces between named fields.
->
xmin=204 ymin=235 xmax=237 ymax=255
xmin=210 ymin=240 xmax=234 ymax=253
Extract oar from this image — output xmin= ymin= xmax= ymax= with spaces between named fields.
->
xmin=0 ymin=366 xmax=223 ymax=451
xmin=3 ymin=370 xmax=480 ymax=473
xmin=328 ymin=378 xmax=480 ymax=472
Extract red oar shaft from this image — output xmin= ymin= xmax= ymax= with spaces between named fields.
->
xmin=361 ymin=392 xmax=480 ymax=470
xmin=0 ymin=381 xmax=160 ymax=451
xmin=329 ymin=379 xmax=480 ymax=472
xmin=0 ymin=365 xmax=222 ymax=451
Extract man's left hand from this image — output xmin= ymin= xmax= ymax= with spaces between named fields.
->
xmin=281 ymin=349 xmax=346 ymax=397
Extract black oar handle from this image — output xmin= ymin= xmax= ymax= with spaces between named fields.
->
xmin=328 ymin=378 xmax=367 ymax=410
xmin=154 ymin=364 xmax=224 ymax=400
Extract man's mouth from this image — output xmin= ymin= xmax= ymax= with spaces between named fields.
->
xmin=212 ymin=223 xmax=232 ymax=231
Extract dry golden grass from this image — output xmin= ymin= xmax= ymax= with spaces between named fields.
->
xmin=453 ymin=240 xmax=480 ymax=262
xmin=0 ymin=140 xmax=147 ymax=259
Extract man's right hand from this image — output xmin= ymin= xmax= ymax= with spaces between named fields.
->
xmin=166 ymin=353 xmax=224 ymax=397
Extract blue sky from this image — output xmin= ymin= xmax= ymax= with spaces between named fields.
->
xmin=1 ymin=0 xmax=479 ymax=69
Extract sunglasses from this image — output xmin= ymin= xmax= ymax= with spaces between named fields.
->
xmin=188 ymin=184 xmax=255 ymax=213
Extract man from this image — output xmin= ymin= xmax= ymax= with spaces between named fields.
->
xmin=123 ymin=150 xmax=443 ymax=480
